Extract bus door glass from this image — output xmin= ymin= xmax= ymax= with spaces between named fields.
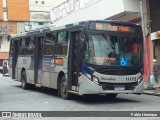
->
xmin=68 ymin=27 xmax=84 ymax=88
xmin=34 ymin=36 xmax=44 ymax=84
xmin=42 ymin=33 xmax=56 ymax=87
xmin=12 ymin=39 xmax=19 ymax=79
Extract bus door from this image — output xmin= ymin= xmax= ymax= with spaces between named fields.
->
xmin=34 ymin=36 xmax=43 ymax=85
xmin=68 ymin=27 xmax=84 ymax=90
xmin=12 ymin=40 xmax=19 ymax=79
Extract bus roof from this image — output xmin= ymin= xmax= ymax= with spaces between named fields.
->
xmin=11 ymin=20 xmax=140 ymax=39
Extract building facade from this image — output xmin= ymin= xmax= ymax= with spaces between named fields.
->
xmin=0 ymin=0 xmax=65 ymax=67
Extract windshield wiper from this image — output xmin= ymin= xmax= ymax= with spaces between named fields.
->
xmin=102 ymin=33 xmax=114 ymax=49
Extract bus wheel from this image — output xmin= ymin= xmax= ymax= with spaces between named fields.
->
xmin=105 ymin=94 xmax=117 ymax=99
xmin=21 ymin=71 xmax=28 ymax=89
xmin=60 ymin=76 xmax=71 ymax=99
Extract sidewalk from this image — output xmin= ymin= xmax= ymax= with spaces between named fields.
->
xmin=143 ymin=81 xmax=160 ymax=96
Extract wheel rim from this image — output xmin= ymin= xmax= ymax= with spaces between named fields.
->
xmin=61 ymin=80 xmax=67 ymax=96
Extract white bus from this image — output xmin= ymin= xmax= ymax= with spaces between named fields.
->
xmin=9 ymin=20 xmax=144 ymax=99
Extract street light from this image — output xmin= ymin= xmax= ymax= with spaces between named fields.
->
xmin=139 ymin=0 xmax=151 ymax=88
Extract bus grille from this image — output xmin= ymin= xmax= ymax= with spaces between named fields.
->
xmin=98 ymin=70 xmax=138 ymax=75
xmin=100 ymin=83 xmax=137 ymax=90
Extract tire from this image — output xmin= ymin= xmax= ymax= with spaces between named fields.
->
xmin=21 ymin=71 xmax=29 ymax=90
xmin=60 ymin=76 xmax=71 ymax=99
xmin=105 ymin=94 xmax=117 ymax=99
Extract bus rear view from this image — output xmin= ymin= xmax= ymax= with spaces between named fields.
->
xmin=79 ymin=21 xmax=144 ymax=98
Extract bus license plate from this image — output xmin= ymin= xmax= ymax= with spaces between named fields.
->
xmin=114 ymin=86 xmax=125 ymax=91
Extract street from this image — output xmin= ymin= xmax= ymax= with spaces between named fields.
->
xmin=1 ymin=74 xmax=160 ymax=112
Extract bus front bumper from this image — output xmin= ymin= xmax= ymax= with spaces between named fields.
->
xmin=78 ymin=76 xmax=144 ymax=95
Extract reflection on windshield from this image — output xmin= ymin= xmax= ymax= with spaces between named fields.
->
xmin=84 ymin=34 xmax=143 ymax=66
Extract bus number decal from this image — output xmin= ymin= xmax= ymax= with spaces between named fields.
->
xmin=126 ymin=77 xmax=136 ymax=82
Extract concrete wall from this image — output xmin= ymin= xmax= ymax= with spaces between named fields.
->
xmin=29 ymin=0 xmax=66 ymax=22
xmin=123 ymin=0 xmax=147 ymax=13
xmin=17 ymin=22 xmax=25 ymax=33
xmin=29 ymin=0 xmax=66 ymax=11
xmin=52 ymin=0 xmax=125 ymax=26
xmin=0 ymin=38 xmax=9 ymax=52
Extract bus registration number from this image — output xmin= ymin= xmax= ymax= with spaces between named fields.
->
xmin=114 ymin=86 xmax=125 ymax=91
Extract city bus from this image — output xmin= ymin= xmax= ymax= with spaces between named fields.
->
xmin=9 ymin=20 xmax=144 ymax=99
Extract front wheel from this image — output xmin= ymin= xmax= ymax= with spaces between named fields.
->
xmin=105 ymin=94 xmax=117 ymax=99
xmin=60 ymin=76 xmax=71 ymax=99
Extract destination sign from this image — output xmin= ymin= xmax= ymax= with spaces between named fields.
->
xmin=89 ymin=22 xmax=140 ymax=33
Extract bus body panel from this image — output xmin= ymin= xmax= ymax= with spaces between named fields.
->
xmin=17 ymin=68 xmax=21 ymax=82
xmin=41 ymin=56 xmax=68 ymax=89
xmin=17 ymin=56 xmax=34 ymax=82
xmin=50 ymin=72 xmax=59 ymax=89
xmin=26 ymin=70 xmax=35 ymax=84
xmin=78 ymin=74 xmax=144 ymax=95
xmin=37 ymin=70 xmax=42 ymax=84
xmin=42 ymin=72 xmax=50 ymax=87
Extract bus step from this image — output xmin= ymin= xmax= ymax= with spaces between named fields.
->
xmin=35 ymin=83 xmax=41 ymax=87
xmin=67 ymin=90 xmax=78 ymax=94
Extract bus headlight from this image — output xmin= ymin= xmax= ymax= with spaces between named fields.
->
xmin=85 ymin=73 xmax=92 ymax=80
xmin=85 ymin=73 xmax=99 ymax=84
xmin=92 ymin=76 xmax=99 ymax=84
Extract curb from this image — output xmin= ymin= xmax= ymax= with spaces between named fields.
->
xmin=143 ymin=91 xmax=160 ymax=96
xmin=154 ymin=92 xmax=160 ymax=96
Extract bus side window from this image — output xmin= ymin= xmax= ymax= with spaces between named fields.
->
xmin=26 ymin=37 xmax=35 ymax=55
xmin=56 ymin=31 xmax=68 ymax=55
xmin=18 ymin=38 xmax=26 ymax=55
xmin=9 ymin=40 xmax=13 ymax=56
xmin=44 ymin=32 xmax=56 ymax=55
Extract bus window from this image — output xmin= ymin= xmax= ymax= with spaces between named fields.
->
xmin=21 ymin=38 xmax=26 ymax=46
xmin=26 ymin=37 xmax=35 ymax=55
xmin=44 ymin=33 xmax=56 ymax=55
xmin=58 ymin=31 xmax=68 ymax=43
xmin=18 ymin=38 xmax=26 ymax=55
xmin=56 ymin=31 xmax=68 ymax=55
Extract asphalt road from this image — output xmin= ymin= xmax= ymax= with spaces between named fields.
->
xmin=0 ymin=74 xmax=160 ymax=120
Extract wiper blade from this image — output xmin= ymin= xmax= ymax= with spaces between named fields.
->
xmin=102 ymin=33 xmax=114 ymax=49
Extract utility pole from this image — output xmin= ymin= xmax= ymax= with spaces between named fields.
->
xmin=139 ymin=0 xmax=151 ymax=88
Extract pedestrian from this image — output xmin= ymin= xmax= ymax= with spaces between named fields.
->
xmin=3 ymin=62 xmax=8 ymax=76
xmin=152 ymin=59 xmax=159 ymax=82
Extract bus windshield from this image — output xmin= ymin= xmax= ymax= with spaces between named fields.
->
xmin=84 ymin=34 xmax=143 ymax=67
